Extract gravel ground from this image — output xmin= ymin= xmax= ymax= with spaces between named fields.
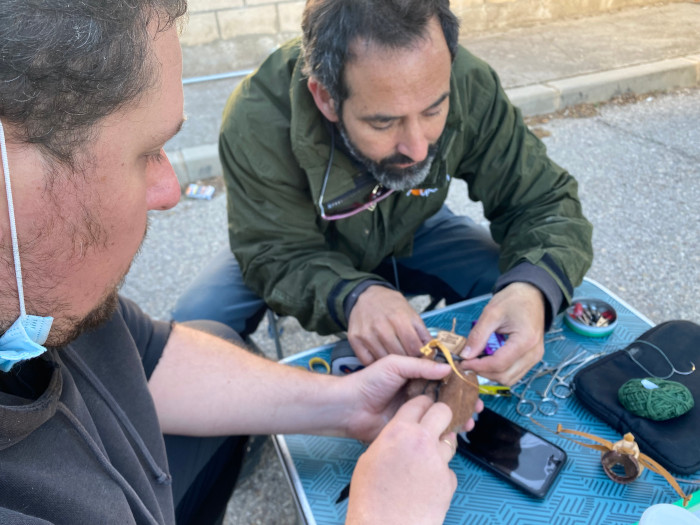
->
xmin=120 ymin=87 xmax=700 ymax=524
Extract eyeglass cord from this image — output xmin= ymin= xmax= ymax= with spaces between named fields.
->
xmin=317 ymin=121 xmax=335 ymax=216
xmin=624 ymin=339 xmax=695 ymax=379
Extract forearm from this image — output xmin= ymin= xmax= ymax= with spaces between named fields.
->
xmin=239 ymin=246 xmax=374 ymax=334
xmin=148 ymin=323 xmax=353 ymax=437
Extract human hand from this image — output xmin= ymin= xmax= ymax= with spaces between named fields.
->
xmin=347 ymin=285 xmax=431 ymax=365
xmin=345 ymin=396 xmax=458 ymax=525
xmin=459 ymin=282 xmax=545 ymax=385
xmin=341 ymin=354 xmax=483 ymax=443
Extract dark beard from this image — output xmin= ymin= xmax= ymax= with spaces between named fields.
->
xmin=336 ymin=120 xmax=437 ymax=191
xmin=46 ymin=290 xmax=120 ymax=348
xmin=45 ymin=219 xmax=149 ymax=347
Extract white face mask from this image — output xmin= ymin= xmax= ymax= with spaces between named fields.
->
xmin=0 ymin=118 xmax=54 ymax=372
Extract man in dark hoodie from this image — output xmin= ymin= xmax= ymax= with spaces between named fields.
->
xmin=0 ymin=1 xmax=480 ymax=524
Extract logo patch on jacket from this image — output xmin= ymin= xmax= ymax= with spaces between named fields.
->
xmin=407 ymin=187 xmax=439 ymax=197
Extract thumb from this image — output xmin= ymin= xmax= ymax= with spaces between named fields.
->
xmin=382 ymin=354 xmax=452 ymax=381
xmin=463 ymin=317 xmax=500 ymax=359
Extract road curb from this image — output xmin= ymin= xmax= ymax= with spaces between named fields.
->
xmin=509 ymin=54 xmax=700 ymax=117
xmin=169 ymin=55 xmax=700 ymax=187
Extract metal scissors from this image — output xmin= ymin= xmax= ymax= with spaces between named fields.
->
xmin=550 ymin=351 xmax=605 ymax=399
xmin=535 ymin=347 xmax=590 ymax=415
xmin=510 ymin=362 xmax=552 ymax=417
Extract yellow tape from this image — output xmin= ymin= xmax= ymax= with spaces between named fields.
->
xmin=308 ymin=356 xmax=331 ymax=374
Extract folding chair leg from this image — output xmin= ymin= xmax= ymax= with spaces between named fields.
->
xmin=266 ymin=309 xmax=284 ymax=360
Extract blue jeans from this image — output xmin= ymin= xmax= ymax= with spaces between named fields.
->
xmin=172 ymin=205 xmax=500 ymax=338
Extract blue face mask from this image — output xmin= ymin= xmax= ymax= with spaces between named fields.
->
xmin=0 ymin=118 xmax=54 ymax=372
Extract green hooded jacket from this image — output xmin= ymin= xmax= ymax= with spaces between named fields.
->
xmin=220 ymin=38 xmax=593 ymax=335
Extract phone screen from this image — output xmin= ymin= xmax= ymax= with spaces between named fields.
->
xmin=457 ymin=408 xmax=566 ymax=498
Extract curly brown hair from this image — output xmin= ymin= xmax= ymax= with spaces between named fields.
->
xmin=0 ymin=0 xmax=187 ymax=168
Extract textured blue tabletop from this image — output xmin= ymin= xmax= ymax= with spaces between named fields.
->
xmin=274 ymin=279 xmax=695 ymax=524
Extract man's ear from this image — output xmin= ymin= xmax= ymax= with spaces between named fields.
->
xmin=307 ymin=77 xmax=340 ymax=122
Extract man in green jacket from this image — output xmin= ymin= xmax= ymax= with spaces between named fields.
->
xmin=174 ymin=0 xmax=593 ymax=385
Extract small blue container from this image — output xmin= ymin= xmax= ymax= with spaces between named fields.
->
xmin=564 ymin=298 xmax=618 ymax=337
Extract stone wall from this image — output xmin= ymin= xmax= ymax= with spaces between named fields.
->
xmin=180 ymin=0 xmax=682 ymax=76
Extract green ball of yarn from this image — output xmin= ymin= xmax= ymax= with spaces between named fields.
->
xmin=618 ymin=377 xmax=694 ymax=421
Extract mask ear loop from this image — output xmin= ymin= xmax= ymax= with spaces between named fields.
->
xmin=0 ymin=119 xmax=29 ymax=319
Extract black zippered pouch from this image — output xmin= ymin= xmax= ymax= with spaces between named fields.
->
xmin=572 ymin=320 xmax=700 ymax=475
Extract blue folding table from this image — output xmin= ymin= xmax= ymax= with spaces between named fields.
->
xmin=273 ymin=278 xmax=698 ymax=524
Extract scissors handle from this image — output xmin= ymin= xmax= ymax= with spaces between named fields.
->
xmin=552 ymin=382 xmax=573 ymax=399
xmin=538 ymin=398 xmax=558 ymax=416
xmin=516 ymin=399 xmax=536 ymax=417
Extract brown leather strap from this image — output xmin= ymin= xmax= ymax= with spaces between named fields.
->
xmin=530 ymin=419 xmax=692 ymax=506
xmin=639 ymin=453 xmax=692 ymax=506
xmin=420 ymin=340 xmax=479 ymax=389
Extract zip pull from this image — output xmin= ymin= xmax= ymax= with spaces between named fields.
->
xmin=367 ymin=185 xmax=382 ymax=212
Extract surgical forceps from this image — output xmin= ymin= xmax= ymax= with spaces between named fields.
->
xmin=550 ymin=351 xmax=605 ymax=399
xmin=510 ymin=362 xmax=552 ymax=417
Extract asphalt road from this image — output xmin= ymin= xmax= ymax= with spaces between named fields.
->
xmin=120 ymin=86 xmax=700 ymax=524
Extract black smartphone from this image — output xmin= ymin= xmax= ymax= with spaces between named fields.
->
xmin=456 ymin=407 xmax=567 ymax=498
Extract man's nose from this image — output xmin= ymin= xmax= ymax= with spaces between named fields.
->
xmin=396 ymin=118 xmax=429 ymax=163
xmin=146 ymin=151 xmax=181 ymax=211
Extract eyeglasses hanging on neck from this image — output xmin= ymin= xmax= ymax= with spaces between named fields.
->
xmin=317 ymin=127 xmax=395 ymax=221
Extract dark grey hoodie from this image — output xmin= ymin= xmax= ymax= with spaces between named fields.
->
xmin=0 ymin=297 xmax=174 ymax=524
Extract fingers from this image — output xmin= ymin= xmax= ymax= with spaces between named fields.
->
xmin=375 ymin=353 xmax=451 ymax=382
xmin=463 ymin=313 xmax=500 ymax=360
xmin=348 ymin=287 xmax=429 ymax=363
xmin=462 ymin=337 xmax=544 ymax=385
xmin=401 ymin=397 xmax=455 ymax=463
xmin=460 ymin=398 xmax=484 ymax=432
xmin=413 ymin=318 xmax=433 ymax=346
xmin=396 ymin=394 xmax=452 ymax=428
xmin=439 ymin=432 xmax=458 ymax=462
xmin=350 ymin=320 xmax=425 ymax=364
xmin=418 ymin=398 xmax=452 ymax=431
xmin=396 ymin=394 xmax=437 ymax=421
xmin=395 ymin=396 xmax=454 ymax=441
xmin=396 ymin=321 xmax=429 ymax=358
xmin=350 ymin=334 xmax=391 ymax=365
xmin=460 ymin=283 xmax=546 ymax=384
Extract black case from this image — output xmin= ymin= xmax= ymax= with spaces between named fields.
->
xmin=572 ymin=320 xmax=700 ymax=475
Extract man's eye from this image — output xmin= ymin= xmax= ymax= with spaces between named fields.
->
xmin=370 ymin=121 xmax=394 ymax=131
xmin=147 ymin=150 xmax=166 ymax=164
